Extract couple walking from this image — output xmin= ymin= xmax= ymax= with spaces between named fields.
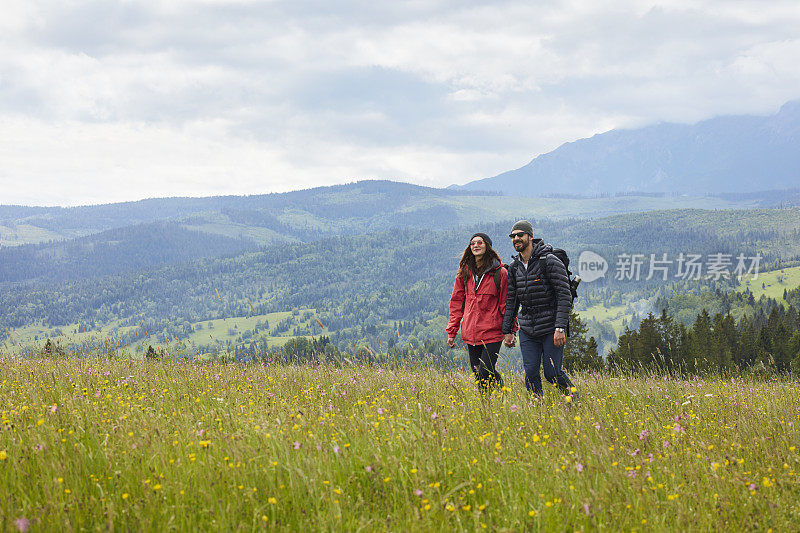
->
xmin=447 ymin=220 xmax=577 ymax=398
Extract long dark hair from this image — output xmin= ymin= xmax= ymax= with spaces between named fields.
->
xmin=457 ymin=240 xmax=501 ymax=282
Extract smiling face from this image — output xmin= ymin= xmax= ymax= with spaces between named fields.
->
xmin=510 ymin=231 xmax=531 ymax=253
xmin=469 ymin=236 xmax=486 ymax=259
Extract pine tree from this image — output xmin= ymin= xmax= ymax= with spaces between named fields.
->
xmin=563 ymin=310 xmax=603 ymax=372
xmin=686 ymin=310 xmax=713 ymax=373
xmin=789 ymin=331 xmax=800 ymax=374
xmin=145 ymin=345 xmax=159 ymax=359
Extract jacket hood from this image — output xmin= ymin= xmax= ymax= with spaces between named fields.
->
xmin=532 ymin=239 xmax=553 ymax=259
xmin=471 ymin=257 xmax=502 ymax=276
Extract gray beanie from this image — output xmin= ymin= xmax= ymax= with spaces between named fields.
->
xmin=511 ymin=220 xmax=534 ymax=237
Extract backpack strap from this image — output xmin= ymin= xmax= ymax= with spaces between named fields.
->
xmin=492 ymin=264 xmax=508 ymax=297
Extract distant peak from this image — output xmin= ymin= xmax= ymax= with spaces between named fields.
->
xmin=778 ymin=99 xmax=800 ymax=115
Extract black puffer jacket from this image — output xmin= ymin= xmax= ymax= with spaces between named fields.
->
xmin=502 ymin=239 xmax=573 ymax=338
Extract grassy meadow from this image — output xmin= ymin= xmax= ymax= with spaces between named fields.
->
xmin=738 ymin=265 xmax=800 ymax=302
xmin=575 ymin=302 xmax=629 ymax=333
xmin=1 ymin=355 xmax=799 ymax=531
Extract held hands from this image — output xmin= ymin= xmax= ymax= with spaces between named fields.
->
xmin=554 ymin=330 xmax=566 ymax=347
xmin=447 ymin=336 xmax=455 ymax=348
xmin=503 ymin=333 xmax=516 ymax=347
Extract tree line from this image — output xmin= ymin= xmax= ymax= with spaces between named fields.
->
xmin=608 ymin=287 xmax=800 ymax=374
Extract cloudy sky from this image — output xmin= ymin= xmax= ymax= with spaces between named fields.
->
xmin=1 ymin=0 xmax=799 ymax=206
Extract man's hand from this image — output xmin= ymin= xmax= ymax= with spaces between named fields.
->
xmin=447 ymin=336 xmax=455 ymax=348
xmin=503 ymin=333 xmax=516 ymax=347
xmin=553 ymin=330 xmax=566 ymax=347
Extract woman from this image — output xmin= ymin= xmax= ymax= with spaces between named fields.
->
xmin=447 ymin=232 xmax=513 ymax=391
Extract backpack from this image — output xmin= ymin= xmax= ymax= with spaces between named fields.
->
xmin=538 ymin=248 xmax=580 ymax=300
xmin=539 ymin=248 xmax=579 ymax=337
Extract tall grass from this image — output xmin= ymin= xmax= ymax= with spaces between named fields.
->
xmin=1 ymin=354 xmax=798 ymax=531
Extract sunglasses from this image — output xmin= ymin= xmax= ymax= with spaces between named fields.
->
xmin=509 ymin=232 xmax=527 ymax=239
xmin=470 ymin=240 xmax=485 ymax=246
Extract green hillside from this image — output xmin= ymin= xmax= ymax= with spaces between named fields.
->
xmin=3 ymin=310 xmax=324 ymax=354
xmin=737 ymin=265 xmax=800 ymax=301
xmin=4 ymin=206 xmax=798 ymax=358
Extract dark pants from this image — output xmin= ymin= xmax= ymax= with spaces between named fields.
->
xmin=467 ymin=341 xmax=503 ymax=391
xmin=519 ymin=330 xmax=575 ymax=397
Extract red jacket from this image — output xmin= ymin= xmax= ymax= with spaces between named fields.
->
xmin=447 ymin=259 xmax=515 ymax=345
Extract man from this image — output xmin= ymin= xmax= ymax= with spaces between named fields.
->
xmin=502 ymin=220 xmax=577 ymax=398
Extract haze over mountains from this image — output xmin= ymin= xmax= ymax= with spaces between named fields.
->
xmin=2 ymin=102 xmax=799 ymax=328
xmin=459 ymin=100 xmax=800 ymax=195
xmin=2 ymin=180 xmax=763 ymax=249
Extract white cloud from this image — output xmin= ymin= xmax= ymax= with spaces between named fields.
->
xmin=1 ymin=0 xmax=799 ymax=205
xmin=0 ymin=115 xmax=511 ymax=206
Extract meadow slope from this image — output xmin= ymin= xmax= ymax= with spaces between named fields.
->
xmin=1 ymin=357 xmax=799 ymax=531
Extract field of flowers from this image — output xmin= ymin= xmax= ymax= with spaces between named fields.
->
xmin=1 ymin=355 xmax=799 ymax=531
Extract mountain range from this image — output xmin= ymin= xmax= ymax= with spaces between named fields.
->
xmin=3 ymin=101 xmax=800 ymax=356
xmin=2 ymin=180 xmax=763 ymax=249
xmin=459 ymin=100 xmax=800 ymax=195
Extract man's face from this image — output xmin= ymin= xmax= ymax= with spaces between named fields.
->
xmin=510 ymin=231 xmax=531 ymax=252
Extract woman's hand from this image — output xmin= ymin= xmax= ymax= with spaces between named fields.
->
xmin=447 ymin=337 xmax=456 ymax=348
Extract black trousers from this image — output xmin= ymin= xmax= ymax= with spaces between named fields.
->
xmin=467 ymin=341 xmax=503 ymax=391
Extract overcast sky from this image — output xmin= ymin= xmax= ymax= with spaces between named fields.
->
xmin=1 ymin=0 xmax=799 ymax=206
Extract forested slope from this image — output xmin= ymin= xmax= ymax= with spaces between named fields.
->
xmin=2 ymin=209 xmax=798 ymax=348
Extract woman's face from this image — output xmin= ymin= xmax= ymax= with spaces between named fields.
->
xmin=469 ymin=237 xmax=486 ymax=259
